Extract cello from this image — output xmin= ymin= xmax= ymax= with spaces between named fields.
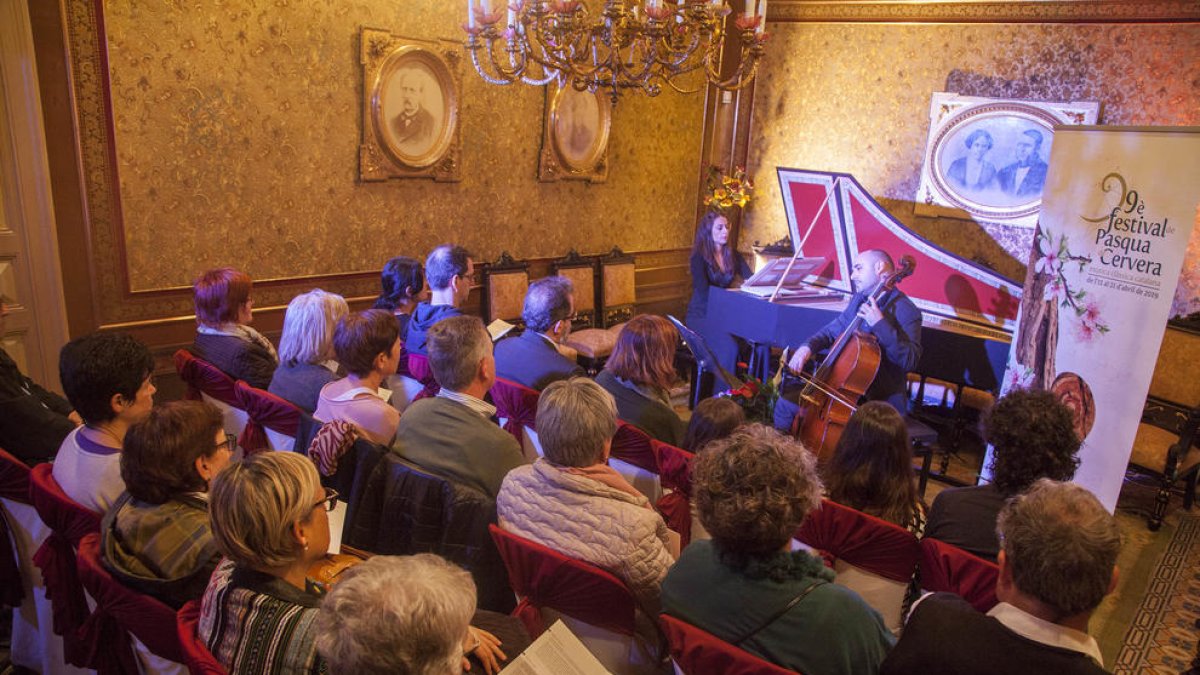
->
xmin=789 ymin=255 xmax=916 ymax=463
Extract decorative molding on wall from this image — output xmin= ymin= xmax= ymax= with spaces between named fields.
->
xmin=770 ymin=0 xmax=1200 ymax=24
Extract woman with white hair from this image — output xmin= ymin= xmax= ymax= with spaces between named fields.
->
xmin=268 ymin=289 xmax=349 ymax=413
xmin=496 ymin=377 xmax=676 ymax=611
xmin=199 ymin=452 xmax=336 ymax=674
xmin=316 ymin=554 xmax=507 ymax=675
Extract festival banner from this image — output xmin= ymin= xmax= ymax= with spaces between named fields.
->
xmin=995 ymin=126 xmax=1200 ymax=511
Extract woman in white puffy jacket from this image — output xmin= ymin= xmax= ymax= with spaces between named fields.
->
xmin=496 ymin=377 xmax=677 ymax=612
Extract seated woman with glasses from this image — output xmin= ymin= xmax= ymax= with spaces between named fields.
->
xmin=101 ymin=400 xmax=233 ymax=608
xmin=200 ymin=452 xmax=337 ymax=675
xmin=595 ymin=314 xmax=686 ymax=446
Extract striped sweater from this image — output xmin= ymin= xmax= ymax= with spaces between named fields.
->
xmin=199 ymin=559 xmax=327 ymax=674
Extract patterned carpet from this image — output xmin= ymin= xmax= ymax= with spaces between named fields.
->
xmin=1113 ymin=506 xmax=1200 ymax=674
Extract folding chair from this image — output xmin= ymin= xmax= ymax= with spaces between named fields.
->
xmin=174 ymin=350 xmax=250 ymax=454
xmin=234 ymin=380 xmax=302 ymax=452
xmin=919 ymin=537 xmax=999 ymax=613
xmin=491 ymin=377 xmax=542 ymax=461
xmin=176 ymin=599 xmax=227 ymax=675
xmin=609 ymin=422 xmax=663 ymax=505
xmin=795 ymin=499 xmax=920 ymax=633
xmin=659 ymin=614 xmax=795 ymax=675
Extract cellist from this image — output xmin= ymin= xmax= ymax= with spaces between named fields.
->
xmin=772 ymin=249 xmax=923 ymax=431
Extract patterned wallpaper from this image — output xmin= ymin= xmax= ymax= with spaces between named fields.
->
xmin=103 ymin=1 xmax=706 ymax=292
xmin=743 ymin=21 xmax=1200 ymax=312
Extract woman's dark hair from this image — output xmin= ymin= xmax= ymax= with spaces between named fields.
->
xmin=964 ymin=128 xmax=994 ymax=150
xmin=372 ymin=257 xmax=425 ymax=312
xmin=59 ymin=332 xmax=154 ymax=425
xmin=334 ymin=309 xmax=401 ymax=377
xmin=692 ymin=211 xmax=734 ymax=277
xmin=823 ymin=401 xmax=923 ymax=528
xmin=122 ymin=401 xmax=224 ymax=504
xmin=683 ymin=397 xmax=745 ymax=453
xmin=693 ymin=424 xmax=823 ymax=577
xmin=986 ymin=389 xmax=1081 ymax=497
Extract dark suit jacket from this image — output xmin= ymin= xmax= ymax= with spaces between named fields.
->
xmin=997 ymin=159 xmax=1048 ymax=197
xmin=494 ymin=331 xmax=584 ymax=391
xmin=0 ymin=347 xmax=75 ymax=463
xmin=923 ymin=483 xmax=1007 ymax=562
xmin=191 ymin=333 xmax=277 ymax=390
xmin=595 ymin=370 xmax=685 ymax=447
xmin=392 ymin=107 xmax=435 ymax=149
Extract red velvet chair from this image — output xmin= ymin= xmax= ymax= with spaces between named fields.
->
xmin=405 ymin=353 xmax=441 ymax=400
xmin=660 ymin=614 xmax=796 ymax=675
xmin=174 ymin=349 xmax=251 ymax=453
xmin=919 ymin=537 xmax=1000 ymax=613
xmin=489 ymin=524 xmax=637 ymax=639
xmin=0 ymin=447 xmax=31 ymax=607
xmin=176 ymin=598 xmax=228 ymax=675
xmin=795 ymin=499 xmax=920 ymax=632
xmin=490 ymin=377 xmax=541 ymax=460
xmin=76 ymin=532 xmax=179 ymax=668
xmin=608 ymin=421 xmax=663 ymax=505
xmin=28 ymin=463 xmax=118 ymax=670
xmin=235 ymin=380 xmax=302 ymax=452
xmin=651 ymin=441 xmax=695 ymax=548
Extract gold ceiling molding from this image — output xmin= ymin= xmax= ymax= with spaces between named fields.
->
xmin=769 ymin=0 xmax=1200 ymax=23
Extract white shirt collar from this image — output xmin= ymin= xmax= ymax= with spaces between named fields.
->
xmin=986 ymin=602 xmax=1103 ymax=666
xmin=436 ymin=388 xmax=497 ymax=418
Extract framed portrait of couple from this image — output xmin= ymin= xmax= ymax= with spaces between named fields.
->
xmin=359 ymin=29 xmax=462 ymax=182
xmin=916 ymin=93 xmax=1100 ymax=228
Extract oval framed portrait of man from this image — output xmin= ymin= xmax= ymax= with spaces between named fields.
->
xmin=371 ymin=45 xmax=457 ymax=170
xmin=539 ymin=82 xmax=611 ymax=182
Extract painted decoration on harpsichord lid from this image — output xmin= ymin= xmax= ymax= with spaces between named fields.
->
xmin=360 ymin=28 xmax=462 ymax=182
xmin=916 ymin=94 xmax=1099 ymax=228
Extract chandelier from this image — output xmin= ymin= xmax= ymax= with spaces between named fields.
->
xmin=463 ymin=0 xmax=769 ymax=104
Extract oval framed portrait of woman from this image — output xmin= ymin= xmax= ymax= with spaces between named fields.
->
xmin=538 ymin=82 xmax=611 ymax=183
xmin=915 ymin=94 xmax=1099 ymax=228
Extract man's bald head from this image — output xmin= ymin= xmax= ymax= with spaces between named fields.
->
xmin=860 ymin=249 xmax=895 ymax=273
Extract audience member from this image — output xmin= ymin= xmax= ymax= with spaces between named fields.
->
xmin=394 ymin=316 xmax=525 ymax=497
xmin=52 ymin=331 xmax=155 ymax=513
xmin=824 ymin=401 xmax=926 ymax=534
xmin=191 ymin=267 xmax=278 ymax=389
xmin=269 ymin=289 xmax=349 ymax=413
xmin=494 ymin=276 xmax=584 ymax=391
xmin=882 ymin=479 xmax=1117 ymax=674
xmin=0 ymin=299 xmax=80 ymax=463
xmin=498 ymin=377 xmax=676 ymax=610
xmin=404 ymin=245 xmax=472 ymax=356
xmin=314 ymin=309 xmax=402 ymax=445
xmin=681 ymin=396 xmax=745 ymax=453
xmin=101 ymin=401 xmax=229 ymax=608
xmin=924 ymin=389 xmax=1080 ymax=560
xmin=595 ymin=314 xmax=686 ymax=446
xmin=372 ymin=256 xmax=426 ymax=337
xmin=316 ymin=554 xmax=509 ymax=675
xmin=662 ymin=424 xmax=894 ymax=675
xmin=200 ymin=452 xmax=334 ymax=675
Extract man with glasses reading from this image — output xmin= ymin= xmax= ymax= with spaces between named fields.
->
xmin=495 ymin=276 xmax=584 ymax=391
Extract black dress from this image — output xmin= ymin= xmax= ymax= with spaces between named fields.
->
xmin=685 ymin=251 xmax=752 ymax=327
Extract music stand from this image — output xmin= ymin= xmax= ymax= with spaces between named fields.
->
xmin=668 ymin=315 xmax=742 ymax=394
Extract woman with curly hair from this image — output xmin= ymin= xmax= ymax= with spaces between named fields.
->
xmin=595 ymin=314 xmax=686 ymax=445
xmin=824 ymin=401 xmax=927 ymax=535
xmin=662 ymin=425 xmax=894 ymax=674
xmin=924 ymin=388 xmax=1081 ymax=561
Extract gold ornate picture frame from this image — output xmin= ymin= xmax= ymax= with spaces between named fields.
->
xmin=538 ymin=83 xmax=611 ymax=183
xmin=360 ymin=29 xmax=462 ymax=182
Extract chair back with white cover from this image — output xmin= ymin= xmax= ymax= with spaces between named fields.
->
xmin=173 ymin=350 xmax=250 ymax=453
xmin=175 ymin=599 xmax=228 ymax=675
xmin=76 ymin=532 xmax=183 ymax=672
xmin=491 ymin=377 xmax=542 ymax=461
xmin=659 ymin=614 xmax=796 ymax=675
xmin=919 ymin=537 xmax=1000 ymax=613
xmin=234 ymin=380 xmax=301 ymax=452
xmin=28 ymin=463 xmax=127 ymax=670
xmin=404 ymin=352 xmax=441 ymax=401
xmin=651 ymin=441 xmax=695 ymax=548
xmin=795 ymin=499 xmax=920 ymax=633
xmin=609 ymin=422 xmax=663 ymax=505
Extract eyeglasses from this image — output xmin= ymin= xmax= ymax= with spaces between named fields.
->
xmin=214 ymin=432 xmax=236 ymax=454
xmin=312 ymin=487 xmax=339 ymax=513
